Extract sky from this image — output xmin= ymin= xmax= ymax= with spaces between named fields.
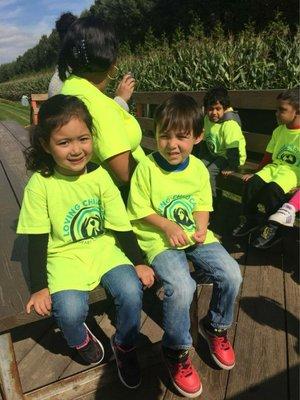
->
xmin=0 ymin=0 xmax=95 ymax=65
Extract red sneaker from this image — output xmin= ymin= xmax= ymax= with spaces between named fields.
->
xmin=199 ymin=319 xmax=235 ymax=370
xmin=164 ymin=350 xmax=202 ymax=398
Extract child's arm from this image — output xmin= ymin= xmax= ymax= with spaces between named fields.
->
xmin=26 ymin=234 xmax=52 ymax=316
xmin=113 ymin=230 xmax=155 ymax=288
xmin=222 ymin=147 xmax=240 ymax=176
xmin=192 ymin=211 xmax=209 ymax=244
xmin=142 ymin=213 xmax=189 ymax=247
xmin=242 ymin=152 xmax=273 ymax=182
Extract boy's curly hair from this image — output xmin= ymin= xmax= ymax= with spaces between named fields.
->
xmin=24 ymin=94 xmax=94 ymax=177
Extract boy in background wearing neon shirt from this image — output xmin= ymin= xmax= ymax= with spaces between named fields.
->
xmin=233 ymin=88 xmax=300 ymax=237
xmin=127 ymin=94 xmax=242 ymax=398
xmin=194 ymin=87 xmax=246 ymax=200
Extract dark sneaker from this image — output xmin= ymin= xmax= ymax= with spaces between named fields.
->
xmin=252 ymin=222 xmax=282 ymax=249
xmin=110 ymin=335 xmax=141 ymax=389
xmin=199 ymin=319 xmax=235 ymax=370
xmin=76 ymin=323 xmax=104 ymax=365
xmin=232 ymin=217 xmax=260 ymax=237
xmin=163 ymin=348 xmax=202 ymax=398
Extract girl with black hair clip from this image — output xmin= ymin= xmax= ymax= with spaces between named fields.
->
xmin=58 ymin=16 xmax=144 ymax=200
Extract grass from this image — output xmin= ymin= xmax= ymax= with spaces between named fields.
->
xmin=0 ymin=99 xmax=30 ymax=126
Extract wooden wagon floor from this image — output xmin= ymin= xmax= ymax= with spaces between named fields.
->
xmin=8 ymin=202 xmax=299 ymax=400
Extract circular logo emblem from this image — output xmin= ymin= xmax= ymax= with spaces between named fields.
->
xmin=69 ymin=206 xmax=104 ymax=241
xmin=279 ymin=151 xmax=296 ymax=165
xmin=163 ymin=198 xmax=195 ymax=232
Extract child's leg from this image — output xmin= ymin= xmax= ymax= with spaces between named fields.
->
xmin=186 ymin=242 xmax=242 ymax=370
xmin=233 ymin=175 xmax=266 ymax=236
xmin=51 ymin=290 xmax=104 ymax=364
xmin=151 ymin=249 xmax=202 ymax=397
xmin=288 ymin=190 xmax=300 ymax=212
xmin=186 ymin=242 xmax=242 ymax=329
xmin=51 ymin=290 xmax=89 ymax=347
xmin=151 ymin=249 xmax=196 ymax=350
xmin=100 ymin=264 xmax=143 ymax=349
xmin=258 ymin=181 xmax=287 ymax=216
xmin=100 ymin=264 xmax=143 ymax=389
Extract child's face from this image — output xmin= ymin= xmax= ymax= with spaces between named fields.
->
xmin=44 ymin=117 xmax=93 ymax=176
xmin=276 ymin=100 xmax=297 ymax=125
xmin=156 ymin=128 xmax=201 ymax=165
xmin=206 ymin=101 xmax=225 ymax=122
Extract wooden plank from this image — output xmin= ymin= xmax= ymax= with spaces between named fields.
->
xmin=0 ymin=121 xmax=29 ymax=149
xmin=282 ymin=230 xmax=300 ymax=400
xmin=31 ymin=94 xmax=48 ymax=102
xmin=24 ymin=342 xmax=164 ymax=400
xmin=133 ymin=90 xmax=282 ymax=110
xmin=0 ymin=122 xmax=29 ymax=204
xmin=226 ymin=245 xmax=288 ymax=399
xmin=0 ymin=162 xmax=31 ymax=332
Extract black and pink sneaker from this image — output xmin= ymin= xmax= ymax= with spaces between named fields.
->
xmin=76 ymin=323 xmax=104 ymax=365
xmin=110 ymin=335 xmax=141 ymax=389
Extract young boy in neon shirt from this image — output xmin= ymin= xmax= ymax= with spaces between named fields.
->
xmin=233 ymin=88 xmax=300 ymax=237
xmin=127 ymin=94 xmax=242 ymax=398
xmin=194 ymin=87 xmax=246 ymax=199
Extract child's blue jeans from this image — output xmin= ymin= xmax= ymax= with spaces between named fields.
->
xmin=151 ymin=242 xmax=242 ymax=350
xmin=51 ymin=264 xmax=143 ymax=348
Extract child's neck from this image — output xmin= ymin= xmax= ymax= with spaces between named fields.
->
xmin=153 ymin=152 xmax=189 ymax=172
xmin=287 ymin=115 xmax=300 ymax=129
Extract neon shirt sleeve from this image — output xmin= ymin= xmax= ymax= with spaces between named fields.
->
xmin=266 ymin=127 xmax=278 ymax=154
xmin=194 ymin=162 xmax=213 ymax=212
xmin=17 ymin=176 xmax=51 ymax=234
xmin=127 ymin=162 xmax=155 ymax=221
xmin=223 ymin=120 xmax=243 ymax=149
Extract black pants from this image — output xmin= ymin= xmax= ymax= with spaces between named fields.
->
xmin=242 ymin=175 xmax=288 ymax=222
xmin=193 ymin=141 xmax=228 ymax=198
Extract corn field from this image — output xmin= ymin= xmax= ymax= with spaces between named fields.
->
xmin=0 ymin=22 xmax=299 ymax=101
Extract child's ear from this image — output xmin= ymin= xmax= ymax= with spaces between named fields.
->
xmin=39 ymin=138 xmax=51 ymax=154
xmin=194 ymin=132 xmax=203 ymax=145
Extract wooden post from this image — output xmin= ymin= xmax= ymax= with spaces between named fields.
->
xmin=0 ymin=332 xmax=24 ymax=399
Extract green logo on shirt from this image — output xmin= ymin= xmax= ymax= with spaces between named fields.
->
xmin=159 ymin=195 xmax=196 ymax=232
xmin=206 ymin=134 xmax=216 ymax=154
xmin=276 ymin=144 xmax=299 ymax=166
xmin=63 ymin=199 xmax=105 ymax=241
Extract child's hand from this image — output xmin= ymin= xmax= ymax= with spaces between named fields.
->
xmin=163 ymin=220 xmax=189 ymax=247
xmin=135 ymin=265 xmax=155 ymax=288
xmin=221 ymin=170 xmax=234 ymax=177
xmin=115 ymin=73 xmax=135 ymax=102
xmin=193 ymin=230 xmax=207 ymax=244
xmin=242 ymin=173 xmax=254 ymax=182
xmin=26 ymin=288 xmax=52 ymax=316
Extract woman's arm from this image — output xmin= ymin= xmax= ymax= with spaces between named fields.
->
xmin=105 ymin=150 xmax=136 ymax=184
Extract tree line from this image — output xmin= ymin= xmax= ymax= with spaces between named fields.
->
xmin=0 ymin=0 xmax=298 ymax=83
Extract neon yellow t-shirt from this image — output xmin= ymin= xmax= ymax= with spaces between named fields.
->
xmin=204 ymin=115 xmax=246 ymax=165
xmin=256 ymin=124 xmax=300 ymax=192
xmin=17 ymin=167 xmax=132 ymax=294
xmin=61 ymin=75 xmax=145 ymax=164
xmin=127 ymin=154 xmax=218 ymax=263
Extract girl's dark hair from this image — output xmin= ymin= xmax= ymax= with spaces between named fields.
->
xmin=56 ymin=12 xmax=77 ymax=42
xmin=203 ymin=87 xmax=230 ymax=109
xmin=154 ymin=93 xmax=203 ymax=137
xmin=277 ymin=88 xmax=300 ymax=114
xmin=25 ymin=94 xmax=94 ymax=177
xmin=58 ymin=16 xmax=118 ymax=81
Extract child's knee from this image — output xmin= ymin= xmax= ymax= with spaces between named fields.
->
xmin=51 ymin=291 xmax=89 ymax=326
xmin=164 ymin=275 xmax=196 ymax=306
